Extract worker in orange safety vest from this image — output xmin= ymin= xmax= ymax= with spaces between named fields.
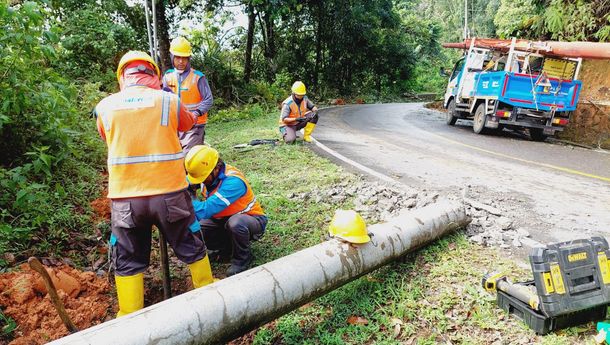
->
xmin=279 ymin=81 xmax=318 ymax=144
xmin=95 ymin=51 xmax=216 ymax=318
xmin=184 ymin=145 xmax=267 ymax=277
xmin=162 ymin=37 xmax=213 ymax=153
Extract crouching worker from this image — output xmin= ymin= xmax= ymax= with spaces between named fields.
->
xmin=185 ymin=145 xmax=267 ymax=276
xmin=95 ymin=51 xmax=215 ymax=318
xmin=279 ymin=81 xmax=319 ymax=144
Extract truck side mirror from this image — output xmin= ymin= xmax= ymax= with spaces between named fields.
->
xmin=439 ymin=67 xmax=449 ymax=77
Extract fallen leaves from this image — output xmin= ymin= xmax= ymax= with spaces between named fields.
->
xmin=391 ymin=318 xmax=403 ymax=338
xmin=347 ymin=316 xmax=369 ymax=325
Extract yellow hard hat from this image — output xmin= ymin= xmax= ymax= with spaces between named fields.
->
xmin=184 ymin=145 xmax=219 ymax=184
xmin=170 ymin=37 xmax=193 ymax=57
xmin=291 ymin=81 xmax=307 ymax=96
xmin=116 ymin=51 xmax=160 ymax=82
xmin=328 ymin=210 xmax=370 ymax=244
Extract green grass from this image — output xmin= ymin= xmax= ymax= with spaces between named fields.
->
xmin=0 ymin=309 xmax=16 ymax=340
xmin=208 ymin=112 xmax=599 ymax=344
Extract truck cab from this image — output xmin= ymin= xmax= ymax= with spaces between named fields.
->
xmin=443 ymin=38 xmax=583 ymax=141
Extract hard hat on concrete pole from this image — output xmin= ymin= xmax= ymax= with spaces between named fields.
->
xmin=328 ymin=210 xmax=370 ymax=244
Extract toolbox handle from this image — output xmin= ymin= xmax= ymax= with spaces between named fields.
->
xmin=570 ymin=280 xmax=599 ymax=294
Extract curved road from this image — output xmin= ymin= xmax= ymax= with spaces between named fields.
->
xmin=314 ymin=103 xmax=610 ymax=244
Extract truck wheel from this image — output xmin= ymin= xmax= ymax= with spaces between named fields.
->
xmin=446 ymin=99 xmax=458 ymax=126
xmin=473 ymin=104 xmax=488 ymax=134
xmin=529 ymin=128 xmax=548 ymax=142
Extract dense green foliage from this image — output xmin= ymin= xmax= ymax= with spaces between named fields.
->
xmin=495 ymin=0 xmax=610 ymax=41
xmin=0 ymin=1 xmax=120 ymax=267
xmin=1 ymin=0 xmax=608 ymax=269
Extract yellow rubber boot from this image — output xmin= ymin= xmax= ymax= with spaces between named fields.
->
xmin=188 ymin=255 xmax=216 ymax=288
xmin=115 ymin=273 xmax=144 ymax=318
xmin=303 ymin=122 xmax=316 ymax=142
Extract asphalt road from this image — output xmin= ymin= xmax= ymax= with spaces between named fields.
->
xmin=313 ymin=103 xmax=610 ymax=244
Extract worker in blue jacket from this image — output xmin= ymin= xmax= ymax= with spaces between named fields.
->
xmin=185 ymin=145 xmax=267 ymax=276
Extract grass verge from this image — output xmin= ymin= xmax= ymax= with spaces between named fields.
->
xmin=208 ymin=111 xmax=600 ymax=345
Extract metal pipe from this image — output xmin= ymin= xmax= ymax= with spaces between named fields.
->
xmin=50 ymin=200 xmax=469 ymax=345
xmin=463 ymin=0 xmax=468 ymax=40
xmin=151 ymin=0 xmax=159 ymax=64
xmin=159 ymin=233 xmax=171 ymax=300
xmin=143 ymin=0 xmax=154 ymax=59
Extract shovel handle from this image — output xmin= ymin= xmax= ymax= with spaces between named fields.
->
xmin=28 ymin=257 xmax=78 ymax=333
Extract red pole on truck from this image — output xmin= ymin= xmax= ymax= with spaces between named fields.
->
xmin=443 ymin=39 xmax=610 ymax=60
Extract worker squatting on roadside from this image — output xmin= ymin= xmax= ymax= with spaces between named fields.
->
xmin=279 ymin=81 xmax=319 ymax=144
xmin=162 ymin=37 xmax=213 ymax=153
xmin=95 ymin=51 xmax=216 ymax=318
xmin=185 ymin=145 xmax=268 ymax=277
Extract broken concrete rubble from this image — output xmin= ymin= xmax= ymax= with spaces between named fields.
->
xmin=289 ymin=179 xmax=538 ymax=250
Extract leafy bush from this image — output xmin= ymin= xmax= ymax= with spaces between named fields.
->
xmin=52 ymin=0 xmax=144 ymax=91
xmin=0 ymin=2 xmax=105 ymax=268
xmin=210 ymin=103 xmax=274 ymax=123
xmin=0 ymin=2 xmax=75 ymax=167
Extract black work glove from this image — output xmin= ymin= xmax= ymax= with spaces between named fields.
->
xmin=295 ymin=117 xmax=307 ymax=123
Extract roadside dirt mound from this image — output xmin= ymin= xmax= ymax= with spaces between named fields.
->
xmin=424 ymin=100 xmax=445 ymax=111
xmin=90 ymin=186 xmax=110 ymax=222
xmin=0 ymin=264 xmax=112 ymax=344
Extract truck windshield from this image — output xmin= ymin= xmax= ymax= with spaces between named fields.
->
xmin=450 ymin=58 xmax=465 ymax=80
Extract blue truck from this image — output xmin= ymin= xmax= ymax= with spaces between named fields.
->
xmin=443 ymin=39 xmax=583 ymax=141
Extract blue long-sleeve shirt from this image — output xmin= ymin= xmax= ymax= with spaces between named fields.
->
xmin=162 ymin=68 xmax=213 ymax=116
xmin=192 ymin=168 xmax=247 ymax=220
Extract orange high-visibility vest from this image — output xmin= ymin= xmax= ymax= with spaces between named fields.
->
xmin=96 ymin=87 xmax=188 ymax=198
xmin=211 ymin=165 xmax=264 ymax=218
xmin=278 ymin=96 xmax=309 ymax=126
xmin=164 ymin=69 xmax=208 ymax=125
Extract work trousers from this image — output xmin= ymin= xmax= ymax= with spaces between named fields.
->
xmin=199 ymin=214 xmax=267 ymax=266
xmin=110 ymin=189 xmax=207 ymax=276
xmin=280 ymin=112 xmax=319 ymax=144
xmin=179 ymin=124 xmax=206 ymax=154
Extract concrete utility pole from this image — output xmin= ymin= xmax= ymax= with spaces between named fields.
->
xmin=151 ymin=0 xmax=159 ymax=64
xmin=50 ymin=200 xmax=470 ymax=345
xmin=143 ymin=0 xmax=154 ymax=60
xmin=464 ymin=0 xmax=469 ymax=39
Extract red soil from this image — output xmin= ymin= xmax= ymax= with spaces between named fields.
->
xmin=0 ymin=264 xmax=112 ymax=344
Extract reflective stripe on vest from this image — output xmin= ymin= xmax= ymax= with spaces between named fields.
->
xmin=108 ymin=151 xmax=185 ymax=165
xmin=211 ymin=165 xmax=264 ymax=218
xmin=96 ymin=87 xmax=188 ymax=198
xmin=165 ymin=70 xmax=208 ymax=125
xmin=161 ymin=92 xmax=170 ymax=126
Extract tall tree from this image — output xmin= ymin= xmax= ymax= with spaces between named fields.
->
xmin=243 ymin=1 xmax=256 ymax=82
xmin=155 ymin=0 xmax=172 ymax=71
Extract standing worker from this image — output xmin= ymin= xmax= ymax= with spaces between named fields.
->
xmin=95 ymin=51 xmax=216 ymax=317
xmin=162 ymin=37 xmax=213 ymax=152
xmin=185 ymin=145 xmax=267 ymax=276
xmin=279 ymin=81 xmax=319 ymax=144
